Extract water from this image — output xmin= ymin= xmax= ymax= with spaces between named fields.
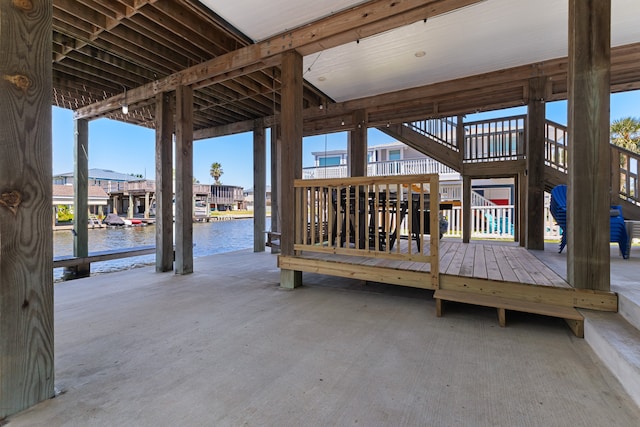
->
xmin=53 ymin=218 xmax=270 ymax=281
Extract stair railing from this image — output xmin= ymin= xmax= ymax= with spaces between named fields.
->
xmin=612 ymin=145 xmax=640 ymax=207
xmin=545 ymin=119 xmax=568 ymax=173
xmin=405 ymin=117 xmax=459 ymax=151
xmin=544 ymin=120 xmax=639 ymax=210
xmin=463 ymin=115 xmax=527 ymax=163
xmin=471 ymin=191 xmax=497 ymax=207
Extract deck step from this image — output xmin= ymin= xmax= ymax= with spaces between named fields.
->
xmin=584 ymin=311 xmax=640 ymax=408
xmin=434 ymin=289 xmax=584 ymax=337
xmin=618 ymin=290 xmax=640 ymax=331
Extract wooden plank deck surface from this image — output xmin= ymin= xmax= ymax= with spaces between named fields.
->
xmin=297 ymin=240 xmax=569 ymax=287
xmin=437 ymin=242 xmax=569 ymax=287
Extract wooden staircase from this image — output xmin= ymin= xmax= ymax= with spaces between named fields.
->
xmin=379 ymin=115 xmax=640 ymax=220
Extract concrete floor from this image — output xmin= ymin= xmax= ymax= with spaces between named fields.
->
xmin=7 ymin=249 xmax=640 ymax=426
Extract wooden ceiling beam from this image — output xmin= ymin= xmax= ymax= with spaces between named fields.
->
xmin=147 ymin=1 xmax=238 ymax=54
xmin=122 ymin=12 xmax=287 ymax=116
xmin=53 ymin=13 xmax=94 ymax=39
xmin=103 ymin=28 xmax=191 ymax=70
xmin=123 ymin=15 xmax=212 ymax=62
xmin=53 ymin=0 xmax=153 ymax=62
xmin=74 ymin=0 xmax=126 ymax=20
xmin=76 ymin=0 xmax=483 ymax=119
xmin=193 ymin=42 xmax=640 ymax=139
xmin=193 ymin=89 xmax=257 ymax=123
xmin=65 ymin=48 xmax=156 ymax=84
xmin=54 ymin=0 xmax=110 ymax=30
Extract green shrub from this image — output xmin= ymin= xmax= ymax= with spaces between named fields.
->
xmin=57 ymin=205 xmax=73 ymax=222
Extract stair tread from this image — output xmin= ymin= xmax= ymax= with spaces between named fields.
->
xmin=585 ymin=311 xmax=640 ymax=367
xmin=434 ymin=289 xmax=583 ymax=320
xmin=618 ymin=291 xmax=640 ymax=331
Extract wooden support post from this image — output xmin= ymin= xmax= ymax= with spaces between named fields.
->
xmin=73 ymin=118 xmax=90 ymax=278
xmin=517 ymin=172 xmax=527 ymax=246
xmin=279 ymin=51 xmax=303 ymax=289
xmin=456 ymin=114 xmax=465 ymax=169
xmin=435 ymin=298 xmax=443 ymax=317
xmin=127 ymin=194 xmax=134 ymax=219
xmin=497 ymin=307 xmax=506 ymax=327
xmin=348 ymin=109 xmax=367 ymax=177
xmin=270 ymin=125 xmax=281 ymax=254
xmin=155 ymin=92 xmax=174 ymax=272
xmin=254 ymin=121 xmax=266 ymax=252
xmin=175 ymin=85 xmax=194 ymax=275
xmin=462 ymin=175 xmax=471 ymax=243
xmin=610 ymin=146 xmax=621 ymax=206
xmin=144 ymin=192 xmax=150 ymax=219
xmin=0 ymin=0 xmax=55 ymax=417
xmin=526 ymin=77 xmax=547 ymax=250
xmin=567 ymin=0 xmax=611 ymax=291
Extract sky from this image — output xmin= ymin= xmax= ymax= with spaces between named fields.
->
xmin=52 ymin=90 xmax=640 ymax=189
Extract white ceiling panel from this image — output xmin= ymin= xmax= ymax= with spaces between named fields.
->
xmin=199 ymin=0 xmax=368 ymax=42
xmin=200 ymin=0 xmax=640 ymax=103
xmin=303 ymin=0 xmax=569 ymax=102
xmin=303 ymin=0 xmax=640 ymax=102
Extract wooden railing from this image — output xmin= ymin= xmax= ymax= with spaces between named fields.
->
xmin=294 ymin=175 xmax=440 ymax=287
xmin=463 ymin=115 xmax=526 ymax=162
xmin=407 ymin=115 xmax=527 ymax=163
xmin=545 ymin=119 xmax=568 ymax=173
xmin=612 ymin=145 xmax=640 ymax=207
xmin=125 ymin=180 xmax=156 ymax=192
xmin=405 ymin=117 xmax=459 ymax=151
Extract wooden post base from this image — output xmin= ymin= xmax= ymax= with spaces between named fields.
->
xmin=280 ymin=269 xmax=302 ymax=289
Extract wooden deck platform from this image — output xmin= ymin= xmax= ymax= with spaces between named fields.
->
xmin=279 ymin=240 xmax=618 ymax=337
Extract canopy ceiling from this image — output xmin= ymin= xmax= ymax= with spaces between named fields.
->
xmin=52 ymin=0 xmax=640 ymax=131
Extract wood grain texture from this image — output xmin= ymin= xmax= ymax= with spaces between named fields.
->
xmin=73 ymin=118 xmax=90 ymax=277
xmin=280 ymin=51 xmax=303 ymax=257
xmin=253 ymin=121 xmax=266 ymax=252
xmin=525 ymin=77 xmax=547 ymax=250
xmin=0 ymin=0 xmax=54 ymax=417
xmin=175 ymin=85 xmax=193 ymax=274
xmin=567 ymin=0 xmax=611 ymax=290
xmin=155 ymin=92 xmax=174 ymax=272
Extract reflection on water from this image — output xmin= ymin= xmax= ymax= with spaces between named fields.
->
xmin=54 ymin=218 xmax=270 ymax=281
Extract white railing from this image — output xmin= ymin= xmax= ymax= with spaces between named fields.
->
xmin=303 ymin=158 xmax=459 ymax=180
xmin=437 ymin=184 xmax=496 ymax=207
xmin=439 ymin=183 xmax=461 ymax=201
xmin=471 ymin=191 xmax=496 ymax=207
xmin=368 ymin=158 xmax=457 ymax=176
xmin=303 ymin=165 xmax=348 ymax=179
xmin=440 ymin=205 xmax=561 ymax=240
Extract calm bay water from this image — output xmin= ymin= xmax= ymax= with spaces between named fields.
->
xmin=53 ymin=218 xmax=270 ymax=281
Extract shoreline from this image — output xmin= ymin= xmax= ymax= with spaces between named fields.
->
xmin=54 ymin=212 xmax=262 ymax=231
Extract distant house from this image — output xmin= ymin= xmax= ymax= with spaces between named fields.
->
xmin=210 ymin=184 xmax=246 ymax=211
xmin=52 ymin=184 xmax=109 ymax=224
xmin=306 ymin=141 xmax=514 ymax=206
xmin=54 ymin=169 xmax=246 ymax=215
xmin=53 ymin=168 xmax=142 ymax=193
xmin=53 ymin=168 xmax=146 ymax=215
xmin=244 ymin=185 xmax=272 ymax=211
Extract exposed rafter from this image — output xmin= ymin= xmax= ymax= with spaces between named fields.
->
xmin=74 ymin=0 xmax=484 ymax=120
xmin=193 ymin=42 xmax=640 ymax=139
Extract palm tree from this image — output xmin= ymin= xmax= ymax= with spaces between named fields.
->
xmin=610 ymin=117 xmax=640 ymax=153
xmin=209 ymin=162 xmax=223 ymax=184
